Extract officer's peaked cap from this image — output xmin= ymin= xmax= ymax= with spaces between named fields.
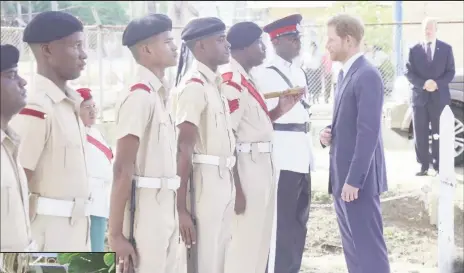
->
xmin=263 ymin=14 xmax=303 ymax=40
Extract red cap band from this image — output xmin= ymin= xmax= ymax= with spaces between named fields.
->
xmin=269 ymin=25 xmax=297 ymax=40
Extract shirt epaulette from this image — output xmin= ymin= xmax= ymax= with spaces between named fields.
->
xmin=186 ymin=78 xmax=204 ymax=86
xmin=222 ymin=72 xmax=242 ymax=92
xmin=130 ymin=83 xmax=151 ymax=93
xmin=19 ymin=108 xmax=46 ymax=119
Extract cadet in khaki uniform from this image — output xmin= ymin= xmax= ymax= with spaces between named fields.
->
xmin=10 ymin=11 xmax=90 ymax=251
xmin=175 ymin=18 xmax=235 ymax=273
xmin=108 ymin=14 xmax=179 ymax=273
xmin=220 ymin=22 xmax=303 ymax=273
xmin=0 ymin=44 xmax=36 ymax=252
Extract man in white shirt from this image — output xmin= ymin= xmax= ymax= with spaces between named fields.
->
xmin=253 ymin=14 xmax=314 ymax=273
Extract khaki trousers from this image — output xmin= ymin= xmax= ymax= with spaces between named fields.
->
xmin=123 ymin=189 xmax=178 ymax=273
xmin=32 ymin=215 xmax=90 ymax=251
xmin=224 ymin=153 xmax=276 ymax=273
xmin=178 ymin=165 xmax=235 ymax=273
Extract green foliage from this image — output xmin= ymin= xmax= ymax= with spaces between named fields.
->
xmin=325 ymin=1 xmax=394 ymax=52
xmin=57 ymin=253 xmax=115 ymax=273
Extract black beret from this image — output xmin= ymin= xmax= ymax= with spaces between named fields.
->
xmin=227 ymin=22 xmax=263 ymax=50
xmin=23 ymin=11 xmax=83 ymax=43
xmin=1 ymin=44 xmax=20 ymax=72
xmin=122 ymin=13 xmax=173 ymax=47
xmin=263 ymin=14 xmax=303 ymax=40
xmin=181 ymin=17 xmax=226 ymax=42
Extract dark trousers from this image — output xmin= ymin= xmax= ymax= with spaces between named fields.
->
xmin=413 ymin=102 xmax=445 ymax=171
xmin=334 ymin=194 xmax=390 ymax=273
xmin=267 ymin=170 xmax=311 ymax=273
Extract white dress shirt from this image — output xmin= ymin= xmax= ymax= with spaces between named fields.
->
xmin=253 ymin=55 xmax=315 ymax=174
xmin=86 ymin=126 xmax=113 ymax=218
xmin=423 ymin=39 xmax=436 ymax=60
xmin=342 ymin=52 xmax=364 ymax=77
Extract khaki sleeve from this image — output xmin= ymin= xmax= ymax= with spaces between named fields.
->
xmin=115 ymin=90 xmax=152 ymax=140
xmin=221 ymin=82 xmax=246 ymax=131
xmin=10 ymin=104 xmax=50 ymax=171
xmin=175 ymin=84 xmax=207 ymax=127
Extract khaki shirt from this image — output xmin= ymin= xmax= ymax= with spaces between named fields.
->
xmin=114 ymin=64 xmax=177 ymax=178
xmin=175 ymin=60 xmax=235 ymax=157
xmin=10 ymin=74 xmax=89 ymax=201
xmin=220 ymin=58 xmax=274 ymax=142
xmin=1 ymin=128 xmax=33 ymax=251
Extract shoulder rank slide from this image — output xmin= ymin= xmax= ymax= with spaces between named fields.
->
xmin=130 ymin=83 xmax=151 ymax=93
xmin=222 ymin=72 xmax=242 ymax=92
xmin=19 ymin=108 xmax=46 ymax=119
xmin=186 ymin=78 xmax=204 ymax=85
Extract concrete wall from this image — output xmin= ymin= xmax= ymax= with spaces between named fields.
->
xmin=402 ymin=1 xmax=464 ymax=69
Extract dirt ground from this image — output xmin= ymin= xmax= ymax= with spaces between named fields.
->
xmin=300 ymin=150 xmax=464 ymax=273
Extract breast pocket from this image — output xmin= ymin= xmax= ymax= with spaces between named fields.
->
xmin=64 ymin=142 xmax=85 ymax=170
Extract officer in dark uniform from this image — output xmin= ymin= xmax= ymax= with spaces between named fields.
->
xmin=254 ymin=14 xmax=314 ymax=273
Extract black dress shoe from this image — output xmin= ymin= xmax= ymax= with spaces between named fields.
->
xmin=416 ymin=169 xmax=428 ymax=176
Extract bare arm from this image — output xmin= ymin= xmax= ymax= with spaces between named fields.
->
xmin=108 ymin=135 xmax=139 ymax=237
xmin=176 ymin=122 xmax=198 ymax=213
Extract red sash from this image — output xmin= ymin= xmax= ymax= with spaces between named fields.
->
xmin=240 ymin=75 xmax=269 ymax=116
xmin=87 ymin=135 xmax=113 ymax=162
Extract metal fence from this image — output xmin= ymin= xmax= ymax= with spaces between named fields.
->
xmin=1 ymin=21 xmax=463 ymax=120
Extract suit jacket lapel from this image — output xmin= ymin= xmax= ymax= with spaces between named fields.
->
xmin=432 ymin=40 xmax=441 ymax=66
xmin=332 ymin=56 xmax=365 ymax=126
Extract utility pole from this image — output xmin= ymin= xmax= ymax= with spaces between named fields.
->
xmin=51 ymin=1 xmax=58 ymax=11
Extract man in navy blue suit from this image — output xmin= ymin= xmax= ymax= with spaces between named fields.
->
xmin=320 ymin=14 xmax=390 ymax=273
xmin=405 ymin=17 xmax=455 ymax=176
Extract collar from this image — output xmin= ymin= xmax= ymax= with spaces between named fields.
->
xmin=192 ymin=60 xmax=222 ymax=84
xmin=136 ymin=64 xmax=165 ymax=92
xmin=342 ymin=52 xmax=364 ymax=76
xmin=424 ymin=39 xmax=437 ymax=47
xmin=1 ymin=127 xmax=20 ymax=146
xmin=35 ymin=74 xmax=82 ymax=105
xmin=230 ymin=58 xmax=251 ymax=80
xmin=273 ymin=54 xmax=293 ymax=69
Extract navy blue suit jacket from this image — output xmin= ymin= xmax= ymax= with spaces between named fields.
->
xmin=405 ymin=39 xmax=455 ymax=107
xmin=324 ymin=56 xmax=388 ymax=197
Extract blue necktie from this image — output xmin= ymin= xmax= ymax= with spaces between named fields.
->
xmin=426 ymin=42 xmax=432 ymax=62
xmin=335 ymin=70 xmax=344 ymax=100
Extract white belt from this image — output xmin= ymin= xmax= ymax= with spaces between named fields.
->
xmin=24 ymin=240 xmax=37 ymax=252
xmin=236 ymin=142 xmax=273 ymax=153
xmin=192 ymin=154 xmax=236 ymax=169
xmin=36 ymin=197 xmax=91 ymax=218
xmin=135 ymin=175 xmax=181 ymax=191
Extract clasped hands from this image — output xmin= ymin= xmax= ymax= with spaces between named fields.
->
xmin=423 ymin=79 xmax=438 ymax=92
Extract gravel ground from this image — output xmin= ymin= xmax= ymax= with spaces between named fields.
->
xmin=299 ymin=149 xmax=464 ymax=273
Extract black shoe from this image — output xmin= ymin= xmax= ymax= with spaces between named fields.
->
xmin=416 ymin=169 xmax=428 ymax=176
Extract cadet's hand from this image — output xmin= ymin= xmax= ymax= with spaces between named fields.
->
xmin=320 ymin=127 xmax=332 ymax=146
xmin=179 ymin=210 xmax=197 ymax=248
xmin=341 ymin=183 xmax=359 ymax=202
xmin=277 ymin=87 xmax=305 ymax=115
xmin=108 ymin=234 xmax=138 ymax=273
xmin=234 ymin=190 xmax=247 ymax=214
